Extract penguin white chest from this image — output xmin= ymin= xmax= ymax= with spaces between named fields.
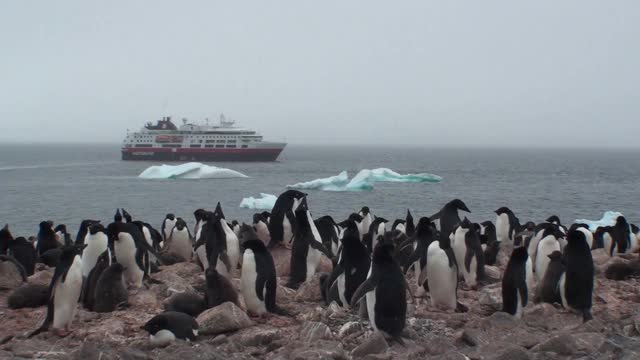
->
xmin=81 ymin=233 xmax=108 ymax=277
xmin=426 ymin=243 xmax=457 ymax=310
xmin=364 ymin=266 xmax=377 ymax=330
xmin=115 ymin=233 xmax=144 ymax=287
xmin=221 ymin=221 xmax=240 ymax=272
xmin=255 ymin=222 xmax=271 ymax=245
xmin=53 ymin=256 xmax=83 ymax=329
xmin=240 ymin=250 xmax=266 ymax=315
xmin=150 ymin=329 xmax=176 ymax=346
xmin=496 ymin=214 xmax=510 ymax=243
xmin=305 ymin=212 xmax=323 ymax=281
xmin=535 ymin=237 xmax=560 ymax=282
xmin=170 ymin=229 xmax=192 ymax=261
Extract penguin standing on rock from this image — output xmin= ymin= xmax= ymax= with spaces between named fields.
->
xmin=535 ymin=226 xmax=562 ymax=283
xmin=481 ymin=221 xmax=500 ymax=266
xmin=8 ymin=236 xmax=37 ymax=276
xmin=452 ymin=218 xmax=485 ymax=289
xmin=162 ymin=214 xmax=177 ymax=243
xmin=75 ymin=220 xmax=100 ymax=246
xmin=0 ymin=224 xmax=12 ymax=254
xmin=403 ymin=217 xmax=435 ymax=297
xmin=495 ymin=207 xmax=519 ymax=244
xmin=314 ymin=216 xmax=340 ymax=258
xmin=535 ymin=250 xmax=564 ymax=304
xmin=93 ymin=262 xmax=129 ymax=313
xmin=351 ymin=243 xmax=407 ymax=343
xmin=502 ymin=246 xmax=531 ymax=318
xmin=560 ymin=229 xmax=594 ymax=322
xmin=358 ymin=207 xmax=375 ymax=238
xmin=253 ymin=213 xmax=271 ymax=246
xmin=204 ymin=265 xmax=240 ymax=308
xmin=29 ymin=244 xmax=86 ymax=338
xmin=424 ymin=231 xmax=467 ymax=312
xmin=81 ymin=223 xmax=110 ymax=278
xmin=163 ymin=218 xmax=193 ymax=262
xmin=240 ymin=239 xmax=287 ymax=316
xmin=37 ymin=221 xmax=58 ymax=256
xmin=107 ymin=222 xmax=157 ymax=288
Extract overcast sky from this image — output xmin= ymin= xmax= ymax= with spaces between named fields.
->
xmin=1 ymin=1 xmax=638 ymax=146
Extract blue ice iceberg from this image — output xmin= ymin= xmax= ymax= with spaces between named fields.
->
xmin=287 ymin=168 xmax=442 ymax=192
xmin=239 ymin=193 xmax=278 ymax=210
xmin=139 ymin=162 xmax=248 ymax=180
xmin=575 ymin=211 xmax=624 ymax=231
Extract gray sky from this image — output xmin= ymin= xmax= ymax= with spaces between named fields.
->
xmin=1 ymin=1 xmax=639 ymax=146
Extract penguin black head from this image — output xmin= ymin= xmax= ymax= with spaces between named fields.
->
xmin=60 ymin=243 xmax=87 ymax=261
xmin=88 ymin=223 xmax=106 ymax=235
xmin=569 ymin=223 xmax=589 ymax=232
xmin=121 ymin=209 xmax=132 ymax=223
xmin=1 ymin=224 xmax=13 ymax=240
xmin=114 ymin=209 xmax=123 ymax=223
xmin=566 ymin=229 xmax=589 ymax=248
xmin=214 ymin=202 xmax=225 ymax=219
xmin=449 ymin=199 xmax=471 ymax=213
xmin=415 ymin=217 xmax=432 ymax=235
xmin=481 ymin=220 xmax=494 ymax=229
xmin=253 ymin=213 xmax=267 ymax=224
xmin=54 ymin=224 xmax=67 ymax=234
xmin=108 ymin=262 xmax=126 ymax=274
xmin=632 ymin=224 xmax=639 ymax=234
xmin=260 ymin=211 xmax=271 ymax=220
xmin=495 ymin=207 xmax=512 ymax=215
xmin=165 ymin=213 xmax=176 ymax=221
xmin=175 ymin=218 xmax=187 ymax=230
xmin=372 ymin=242 xmax=395 ymax=264
xmin=542 ymin=225 xmax=564 ymax=239
xmin=615 ymin=216 xmax=629 ymax=228
xmin=522 ymin=221 xmax=536 ymax=231
xmin=39 ymin=221 xmax=53 ymax=231
xmin=194 ymin=209 xmax=206 ymax=222
xmin=348 ymin=213 xmax=364 ymax=223
xmin=546 ymin=215 xmax=561 ymax=225
xmin=142 ymin=315 xmax=168 ymax=335
xmin=510 ymin=246 xmax=529 ymax=262
xmin=341 ymin=220 xmax=361 ymax=243
xmin=360 ymin=207 xmax=371 ymax=216
xmin=547 ymin=250 xmax=563 ymax=262
xmin=241 ymin=238 xmax=268 ymax=254
xmin=239 ymin=223 xmax=259 ymax=244
xmin=460 ymin=217 xmax=473 ymax=229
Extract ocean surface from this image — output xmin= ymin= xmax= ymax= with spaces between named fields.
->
xmin=1 ymin=144 xmax=639 ymax=237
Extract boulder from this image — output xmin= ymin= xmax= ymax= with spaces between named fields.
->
xmin=0 ymin=258 xmax=25 ymax=290
xmin=300 ymin=321 xmax=333 ymax=342
xmin=196 ymin=302 xmax=253 ymax=335
xmin=531 ymin=334 xmax=578 ymax=356
xmin=295 ymin=273 xmax=324 ymax=302
xmin=352 ymin=331 xmax=388 ymax=358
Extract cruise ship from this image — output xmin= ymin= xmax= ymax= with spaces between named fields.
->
xmin=121 ymin=115 xmax=286 ymax=161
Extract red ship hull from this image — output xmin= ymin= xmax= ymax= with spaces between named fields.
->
xmin=121 ymin=147 xmax=285 ymax=162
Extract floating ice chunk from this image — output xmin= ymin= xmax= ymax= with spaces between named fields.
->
xmin=138 ymin=162 xmax=248 ymax=180
xmin=576 ymin=211 xmax=624 ymax=231
xmin=286 ymin=171 xmax=350 ymax=191
xmin=287 ymin=168 xmax=442 ymax=192
xmin=239 ymin=193 xmax=278 ymax=210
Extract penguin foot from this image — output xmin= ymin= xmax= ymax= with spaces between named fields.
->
xmin=53 ymin=328 xmax=71 ymax=338
xmin=455 ymin=302 xmax=469 ymax=313
xmin=582 ymin=310 xmax=593 ymax=322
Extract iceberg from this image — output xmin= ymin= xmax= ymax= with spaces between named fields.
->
xmin=239 ymin=193 xmax=278 ymax=210
xmin=575 ymin=211 xmax=624 ymax=231
xmin=138 ymin=162 xmax=248 ymax=180
xmin=287 ymin=168 xmax=442 ymax=192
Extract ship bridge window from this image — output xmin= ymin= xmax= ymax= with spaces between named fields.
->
xmin=216 ymin=140 xmax=225 ymax=143
xmin=215 ymin=145 xmax=225 ymax=148
xmin=205 ymin=140 xmax=216 ymax=143
xmin=205 ymin=145 xmax=215 ymax=148
xmin=161 ymin=144 xmax=181 ymax=148
xmin=227 ymin=140 xmax=236 ymax=143
xmin=241 ymin=145 xmax=248 ymax=148
xmin=226 ymin=144 xmax=236 ymax=148
xmin=135 ymin=144 xmax=153 ymax=148
xmin=190 ymin=144 xmax=201 ymax=148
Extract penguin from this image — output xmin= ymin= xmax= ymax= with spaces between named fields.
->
xmin=74 ymin=219 xmax=100 ymax=246
xmin=121 ymin=208 xmax=133 ymax=223
xmin=350 ymin=243 xmax=406 ymax=343
xmin=405 ymin=209 xmax=416 ymax=238
xmin=267 ymin=190 xmax=307 ymax=248
xmin=611 ymin=216 xmax=631 ymax=255
xmin=36 ymin=221 xmax=58 ymax=256
xmin=107 ymin=222 xmax=156 ymax=288
xmin=365 ymin=217 xmax=388 ymax=256
xmin=593 ymin=227 xmax=606 ymax=250
xmin=54 ymin=224 xmax=71 ymax=247
xmin=240 ymin=239 xmax=286 ymax=316
xmin=82 ymin=250 xmax=110 ymax=310
xmin=93 ymin=262 xmax=129 ymax=313
xmin=630 ymin=224 xmax=640 ymax=253
xmin=164 ymin=292 xmax=206 ymax=317
xmin=194 ymin=213 xmax=231 ymax=276
xmin=162 ymin=213 xmax=177 ymax=243
xmin=238 ymin=223 xmax=259 ymax=247
xmin=8 ymin=283 xmax=49 ymax=309
xmin=29 ymin=244 xmax=86 ymax=338
xmin=253 ymin=213 xmax=271 ymax=246
xmin=535 ymin=226 xmax=562 ymax=283
xmin=430 ymin=199 xmax=471 ymax=241
xmin=7 ymin=236 xmax=37 ymax=276
xmin=452 ymin=218 xmax=485 ymax=289
xmin=601 ymin=226 xmax=614 ymax=256
xmin=535 ymin=250 xmax=564 ymax=304
xmin=391 ymin=219 xmax=406 ymax=235
xmin=359 ymin=206 xmax=375 ymax=237
xmin=81 ymin=223 xmax=110 ymax=278
xmin=495 ymin=207 xmax=519 ymax=243
xmin=114 ymin=209 xmax=124 ymax=223
xmin=481 ymin=221 xmax=500 ymax=266
xmin=325 ymin=220 xmax=370 ymax=307
xmin=0 ymin=224 xmax=12 ymax=255
xmin=502 ymin=246 xmax=530 ymax=318
xmin=142 ymin=311 xmax=198 ymax=346
xmin=424 ymin=231 xmax=466 ymax=312
xmin=204 ymin=265 xmax=240 ymax=308
xmin=286 ymin=207 xmax=332 ymax=289
xmin=214 ymin=203 xmax=240 ymax=272
xmin=314 ymin=215 xmax=340 ymax=258
xmin=569 ymin=224 xmax=594 ymax=250
xmin=560 ymin=229 xmax=594 ymax=322
xmin=193 ymin=208 xmax=206 ymax=240
xmin=528 ymin=222 xmax=561 ymax=264
xmin=403 ymin=217 xmax=436 ymax=297
xmin=132 ymin=221 xmax=163 ymax=267
xmin=163 ymin=218 xmax=192 ymax=262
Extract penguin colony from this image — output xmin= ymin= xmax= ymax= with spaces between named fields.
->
xmin=0 ymin=193 xmax=636 ymax=345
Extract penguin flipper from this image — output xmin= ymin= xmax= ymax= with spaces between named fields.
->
xmin=309 ymin=238 xmax=333 ymax=259
xmin=219 ymin=252 xmax=232 ymax=274
xmin=327 ymin=279 xmax=343 ymax=307
xmin=350 ymin=277 xmax=378 ymax=308
xmin=518 ymin=281 xmax=528 ymax=308
xmin=464 ymin=248 xmax=473 ymax=273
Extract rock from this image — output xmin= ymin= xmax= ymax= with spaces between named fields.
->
xmin=196 ymin=302 xmax=253 ymax=335
xmin=318 ymin=256 xmax=333 ymax=273
xmin=574 ymin=332 xmax=606 ymax=354
xmin=338 ymin=321 xmax=363 ymax=338
xmin=591 ymin=249 xmax=610 ymax=266
xmin=488 ymin=345 xmax=531 ymax=360
xmin=149 ymin=271 xmax=196 ymax=297
xmin=295 ymin=273 xmax=324 ymax=302
xmin=129 ymin=290 xmax=162 ymax=310
xmin=478 ymin=284 xmax=502 ymax=313
xmin=271 ymin=246 xmax=291 ymax=277
xmin=0 ymin=258 xmax=25 ymax=290
xmin=531 ymin=334 xmax=578 ymax=356
xmin=290 ymin=340 xmax=348 ymax=360
xmin=27 ymin=268 xmax=53 ymax=286
xmin=300 ymin=321 xmax=333 ymax=342
xmin=352 ymin=331 xmax=388 ymax=358
xmin=485 ymin=265 xmax=502 ymax=280
xmin=276 ymin=284 xmax=296 ymax=304
xmin=119 ymin=348 xmax=150 ymax=360
xmin=237 ymin=328 xmax=281 ymax=346
xmin=73 ymin=342 xmax=102 ymax=360
xmin=461 ymin=328 xmax=488 ymax=347
xmin=422 ymin=336 xmax=457 ymax=356
xmin=481 ymin=311 xmax=518 ymax=331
